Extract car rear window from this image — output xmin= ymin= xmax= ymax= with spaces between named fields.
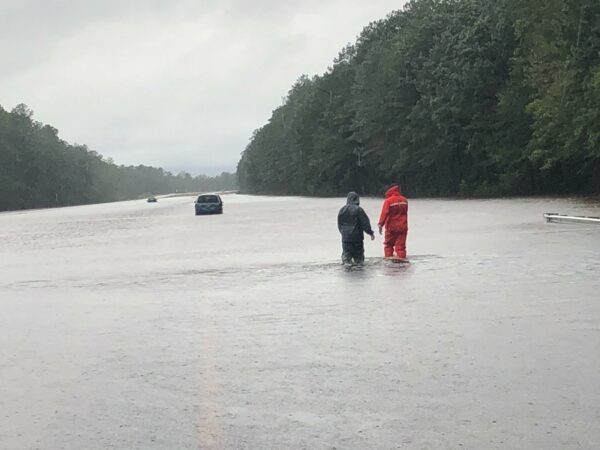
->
xmin=197 ymin=195 xmax=220 ymax=203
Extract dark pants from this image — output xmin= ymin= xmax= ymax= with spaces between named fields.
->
xmin=342 ymin=241 xmax=365 ymax=264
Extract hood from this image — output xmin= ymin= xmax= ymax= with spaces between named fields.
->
xmin=385 ymin=184 xmax=401 ymax=198
xmin=346 ymin=191 xmax=360 ymax=205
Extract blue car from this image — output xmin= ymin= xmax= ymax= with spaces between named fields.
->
xmin=195 ymin=194 xmax=223 ymax=215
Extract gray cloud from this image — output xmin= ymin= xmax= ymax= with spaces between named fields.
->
xmin=0 ymin=0 xmax=404 ymax=175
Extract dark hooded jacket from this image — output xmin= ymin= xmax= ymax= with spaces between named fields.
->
xmin=338 ymin=192 xmax=374 ymax=242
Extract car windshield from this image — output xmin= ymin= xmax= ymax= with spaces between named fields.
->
xmin=197 ymin=195 xmax=220 ymax=203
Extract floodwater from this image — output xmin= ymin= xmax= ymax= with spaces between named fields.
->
xmin=1 ymin=194 xmax=599 ymax=450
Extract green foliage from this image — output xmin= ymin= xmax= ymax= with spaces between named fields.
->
xmin=0 ymin=105 xmax=237 ymax=211
xmin=238 ymin=0 xmax=600 ymax=196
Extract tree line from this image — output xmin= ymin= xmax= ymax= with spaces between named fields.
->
xmin=0 ymin=104 xmax=237 ymax=211
xmin=237 ymin=0 xmax=600 ymax=197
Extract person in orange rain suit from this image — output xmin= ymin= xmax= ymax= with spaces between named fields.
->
xmin=378 ymin=184 xmax=409 ymax=259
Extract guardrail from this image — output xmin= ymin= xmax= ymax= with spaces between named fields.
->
xmin=544 ymin=213 xmax=600 ymax=224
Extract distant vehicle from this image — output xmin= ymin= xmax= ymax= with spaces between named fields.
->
xmin=147 ymin=196 xmax=157 ymax=203
xmin=195 ymin=194 xmax=223 ymax=215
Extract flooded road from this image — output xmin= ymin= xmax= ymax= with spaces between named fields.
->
xmin=1 ymin=195 xmax=599 ymax=449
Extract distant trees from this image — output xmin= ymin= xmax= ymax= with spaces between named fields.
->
xmin=237 ymin=0 xmax=600 ymax=196
xmin=0 ymin=105 xmax=237 ymax=211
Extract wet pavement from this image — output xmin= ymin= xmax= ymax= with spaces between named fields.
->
xmin=1 ymin=194 xmax=599 ymax=449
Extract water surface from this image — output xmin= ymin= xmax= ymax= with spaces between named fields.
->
xmin=1 ymin=195 xmax=599 ymax=449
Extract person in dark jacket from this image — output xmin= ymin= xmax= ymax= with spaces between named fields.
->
xmin=338 ymin=192 xmax=375 ymax=265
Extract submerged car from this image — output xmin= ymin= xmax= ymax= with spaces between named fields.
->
xmin=195 ymin=194 xmax=223 ymax=215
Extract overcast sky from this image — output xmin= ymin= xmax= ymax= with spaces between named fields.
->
xmin=1 ymin=0 xmax=404 ymax=175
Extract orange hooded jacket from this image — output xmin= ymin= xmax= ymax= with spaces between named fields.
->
xmin=378 ymin=185 xmax=408 ymax=232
